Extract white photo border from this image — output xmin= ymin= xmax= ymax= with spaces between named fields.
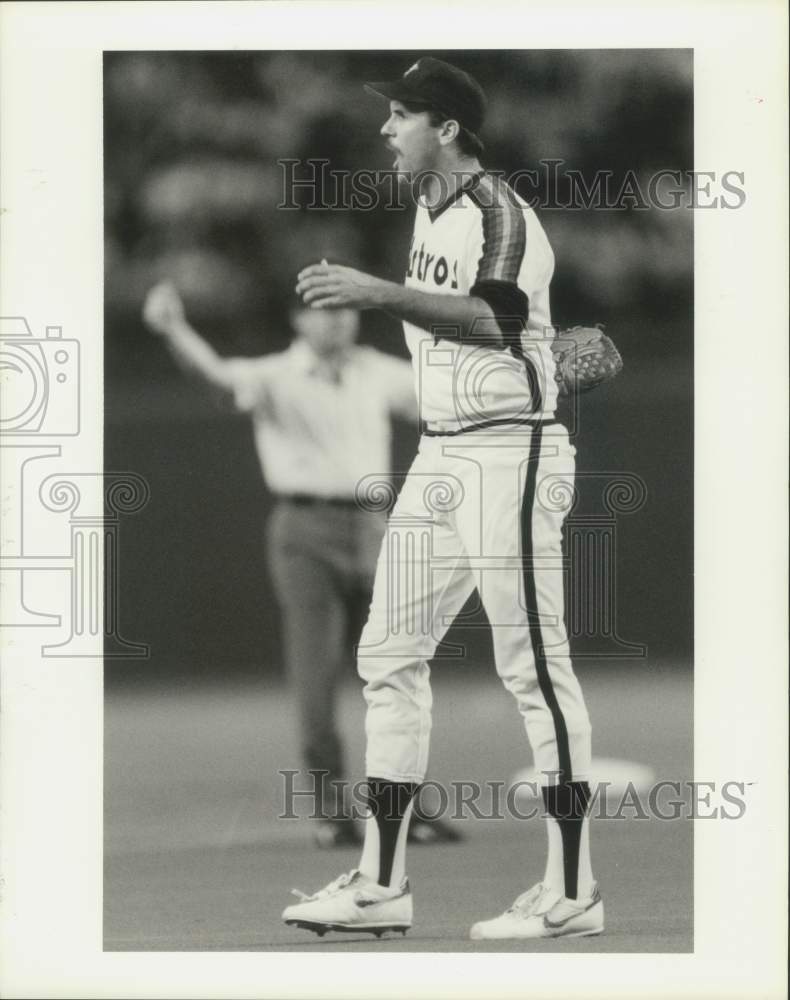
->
xmin=0 ymin=1 xmax=787 ymax=998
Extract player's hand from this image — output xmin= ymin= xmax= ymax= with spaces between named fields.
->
xmin=142 ymin=282 xmax=186 ymax=336
xmin=295 ymin=261 xmax=388 ymax=310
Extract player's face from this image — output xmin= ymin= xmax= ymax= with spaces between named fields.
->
xmin=380 ymin=100 xmax=442 ymax=177
xmin=291 ymin=307 xmax=359 ymax=357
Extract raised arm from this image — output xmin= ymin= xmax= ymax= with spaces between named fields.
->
xmin=142 ymin=282 xmax=238 ymax=400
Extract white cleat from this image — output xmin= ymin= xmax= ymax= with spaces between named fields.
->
xmin=282 ymin=869 xmax=412 ymax=938
xmin=470 ymin=882 xmax=604 ymax=940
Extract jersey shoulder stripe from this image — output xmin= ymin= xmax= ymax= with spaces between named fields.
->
xmin=466 ymin=173 xmax=527 ymax=284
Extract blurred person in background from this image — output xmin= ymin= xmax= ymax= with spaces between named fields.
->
xmin=142 ymin=279 xmax=461 ymax=848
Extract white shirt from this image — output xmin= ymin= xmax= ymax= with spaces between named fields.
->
xmin=225 ymin=340 xmax=415 ymax=498
xmin=402 ymin=170 xmax=558 ymax=429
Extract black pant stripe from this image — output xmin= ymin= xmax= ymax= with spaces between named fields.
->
xmin=507 ymin=341 xmax=543 ymax=418
xmin=521 ymin=425 xmax=572 ymax=784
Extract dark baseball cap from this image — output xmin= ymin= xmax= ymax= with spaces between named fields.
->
xmin=364 ymin=57 xmax=486 ymax=135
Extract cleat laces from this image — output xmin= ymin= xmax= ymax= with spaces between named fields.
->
xmin=506 ymin=882 xmax=549 ymax=917
xmin=290 ymin=869 xmax=360 ymax=902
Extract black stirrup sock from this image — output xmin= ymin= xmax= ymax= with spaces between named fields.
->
xmin=364 ymin=779 xmax=418 ymax=886
xmin=542 ymin=781 xmax=592 ymax=900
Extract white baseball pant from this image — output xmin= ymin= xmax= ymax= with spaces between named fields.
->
xmin=357 ymin=424 xmax=591 ymax=786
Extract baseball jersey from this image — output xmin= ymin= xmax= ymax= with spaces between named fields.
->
xmin=225 ymin=341 xmax=415 ymax=498
xmin=402 ymin=170 xmax=558 ymax=430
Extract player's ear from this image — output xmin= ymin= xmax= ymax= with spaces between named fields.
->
xmin=438 ymin=119 xmax=461 ymax=146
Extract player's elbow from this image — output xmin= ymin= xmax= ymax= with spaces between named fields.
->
xmin=469 ymin=281 xmax=530 ymax=350
xmin=465 ymin=297 xmax=505 ymax=348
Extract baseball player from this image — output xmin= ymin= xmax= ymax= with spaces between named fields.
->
xmin=282 ymin=57 xmax=604 ymax=940
xmin=142 ymin=282 xmax=461 ymax=848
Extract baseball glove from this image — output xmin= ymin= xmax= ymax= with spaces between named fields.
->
xmin=551 ymin=324 xmax=623 ymax=396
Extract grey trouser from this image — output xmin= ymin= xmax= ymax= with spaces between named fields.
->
xmin=266 ymin=498 xmax=386 ymax=812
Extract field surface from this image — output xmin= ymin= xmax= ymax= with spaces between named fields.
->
xmin=105 ymin=664 xmax=692 ymax=953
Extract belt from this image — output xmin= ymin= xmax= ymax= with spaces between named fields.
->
xmin=277 ymin=493 xmax=360 ymax=509
xmin=422 ymin=417 xmax=559 ymax=437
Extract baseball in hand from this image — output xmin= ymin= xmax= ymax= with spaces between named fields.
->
xmin=142 ymin=282 xmax=185 ymax=335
